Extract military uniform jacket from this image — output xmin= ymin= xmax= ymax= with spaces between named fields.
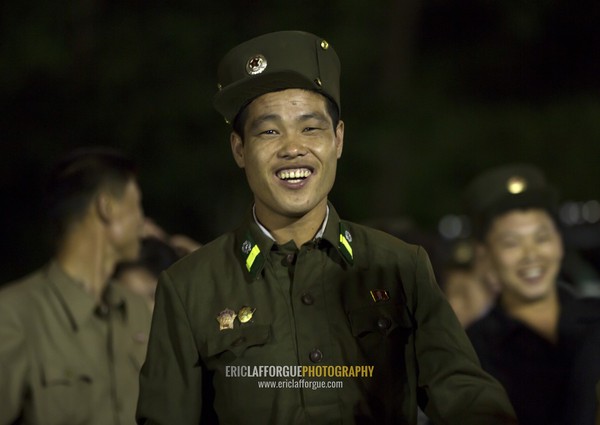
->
xmin=0 ymin=262 xmax=152 ymax=425
xmin=137 ymin=205 xmax=516 ymax=425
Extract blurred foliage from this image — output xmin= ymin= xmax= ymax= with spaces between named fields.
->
xmin=1 ymin=0 xmax=599 ymax=283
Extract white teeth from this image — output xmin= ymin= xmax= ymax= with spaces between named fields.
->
xmin=521 ymin=268 xmax=542 ymax=279
xmin=277 ymin=168 xmax=312 ymax=180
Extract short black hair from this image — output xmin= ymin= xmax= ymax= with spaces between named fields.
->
xmin=44 ymin=146 xmax=137 ymax=240
xmin=232 ymin=89 xmax=340 ymax=140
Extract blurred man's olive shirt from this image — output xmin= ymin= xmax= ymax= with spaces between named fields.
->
xmin=0 ymin=261 xmax=151 ymax=425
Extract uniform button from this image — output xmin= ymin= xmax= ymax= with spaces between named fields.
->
xmin=377 ymin=317 xmax=391 ymax=331
xmin=301 ymin=293 xmax=314 ymax=305
xmin=231 ymin=337 xmax=247 ymax=347
xmin=286 ymin=254 xmax=296 ymax=265
xmin=309 ymin=349 xmax=323 ymax=363
xmin=95 ymin=304 xmax=109 ymax=318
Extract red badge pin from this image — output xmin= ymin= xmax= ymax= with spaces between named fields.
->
xmin=370 ymin=289 xmax=390 ymax=303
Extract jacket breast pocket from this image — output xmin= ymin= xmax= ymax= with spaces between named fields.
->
xmin=347 ymin=303 xmax=413 ymax=364
xmin=38 ymin=364 xmax=93 ymax=425
xmin=206 ymin=324 xmax=271 ymax=364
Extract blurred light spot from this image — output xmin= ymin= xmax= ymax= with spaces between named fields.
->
xmin=439 ymin=215 xmax=463 ymax=239
xmin=559 ymin=201 xmax=581 ymax=226
xmin=582 ymin=200 xmax=600 ymax=223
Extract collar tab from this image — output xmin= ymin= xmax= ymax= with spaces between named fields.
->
xmin=240 ymin=231 xmax=265 ymax=279
xmin=338 ymin=222 xmax=354 ymax=265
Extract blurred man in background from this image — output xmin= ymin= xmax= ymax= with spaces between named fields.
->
xmin=465 ymin=163 xmax=600 ymax=425
xmin=0 ymin=147 xmax=151 ymax=425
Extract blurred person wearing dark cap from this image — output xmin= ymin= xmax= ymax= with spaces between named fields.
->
xmin=0 ymin=147 xmax=152 ymax=425
xmin=441 ymin=239 xmax=500 ymax=328
xmin=136 ymin=31 xmax=516 ymax=425
xmin=114 ymin=236 xmax=185 ymax=311
xmin=464 ymin=163 xmax=600 ymax=425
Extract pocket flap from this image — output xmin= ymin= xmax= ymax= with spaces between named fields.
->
xmin=348 ymin=303 xmax=412 ymax=337
xmin=42 ymin=364 xmax=93 ymax=386
xmin=207 ymin=324 xmax=271 ymax=358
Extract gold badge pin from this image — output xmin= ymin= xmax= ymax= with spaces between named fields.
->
xmin=217 ymin=308 xmax=237 ymax=331
xmin=238 ymin=306 xmax=256 ymax=324
xmin=370 ymin=289 xmax=390 ymax=303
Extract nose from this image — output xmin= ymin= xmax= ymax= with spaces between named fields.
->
xmin=521 ymin=240 xmax=540 ymax=262
xmin=278 ymin=135 xmax=307 ymax=159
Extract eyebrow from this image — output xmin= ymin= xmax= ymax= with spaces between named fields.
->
xmin=247 ymin=112 xmax=330 ymax=133
xmin=297 ymin=112 xmax=329 ymax=124
xmin=247 ymin=113 xmax=280 ymax=133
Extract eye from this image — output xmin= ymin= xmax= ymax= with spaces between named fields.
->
xmin=498 ymin=238 xmax=519 ymax=249
xmin=257 ymin=129 xmax=279 ymax=136
xmin=535 ymin=232 xmax=552 ymax=243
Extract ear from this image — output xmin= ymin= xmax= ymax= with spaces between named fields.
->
xmin=95 ymin=191 xmax=113 ymax=224
xmin=475 ymin=243 xmax=501 ymax=292
xmin=334 ymin=120 xmax=345 ymax=159
xmin=230 ymin=131 xmax=245 ymax=168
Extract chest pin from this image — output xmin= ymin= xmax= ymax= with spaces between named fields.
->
xmin=217 ymin=308 xmax=237 ymax=331
xmin=238 ymin=306 xmax=256 ymax=323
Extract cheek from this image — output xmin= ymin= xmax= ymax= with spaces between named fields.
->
xmin=112 ymin=211 xmax=141 ymax=240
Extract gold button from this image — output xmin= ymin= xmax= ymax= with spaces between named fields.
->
xmin=320 ymin=40 xmax=329 ymax=50
xmin=314 ymin=78 xmax=322 ymax=87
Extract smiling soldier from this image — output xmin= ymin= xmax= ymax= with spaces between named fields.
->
xmin=136 ymin=31 xmax=517 ymax=425
xmin=464 ymin=164 xmax=600 ymax=425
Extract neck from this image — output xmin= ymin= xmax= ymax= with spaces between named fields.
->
xmin=55 ymin=221 xmax=116 ymax=303
xmin=255 ymin=201 xmax=328 ymax=247
xmin=501 ymin=287 xmax=560 ymax=343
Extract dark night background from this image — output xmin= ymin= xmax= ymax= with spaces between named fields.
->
xmin=1 ymin=0 xmax=600 ymax=285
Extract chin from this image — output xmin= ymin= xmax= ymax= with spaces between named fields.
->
xmin=122 ymin=246 xmax=141 ymax=262
xmin=521 ymin=285 xmax=554 ymax=302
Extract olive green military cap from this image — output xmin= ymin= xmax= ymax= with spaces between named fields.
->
xmin=464 ymin=163 xmax=559 ymax=238
xmin=213 ymin=30 xmax=341 ymax=123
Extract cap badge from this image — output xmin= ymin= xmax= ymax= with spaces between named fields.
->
xmin=217 ymin=308 xmax=237 ymax=331
xmin=370 ymin=289 xmax=390 ymax=303
xmin=238 ymin=306 xmax=256 ymax=324
xmin=246 ymin=54 xmax=267 ymax=75
xmin=506 ymin=176 xmax=527 ymax=194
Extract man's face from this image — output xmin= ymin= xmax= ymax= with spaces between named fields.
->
xmin=107 ymin=179 xmax=145 ymax=262
xmin=230 ymin=89 xmax=344 ymax=224
xmin=484 ymin=209 xmax=563 ymax=304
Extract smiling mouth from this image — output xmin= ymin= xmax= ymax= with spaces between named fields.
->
xmin=518 ymin=267 xmax=544 ymax=281
xmin=276 ymin=167 xmax=313 ymax=183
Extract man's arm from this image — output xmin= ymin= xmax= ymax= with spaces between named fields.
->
xmin=411 ymin=247 xmax=517 ymax=425
xmin=0 ymin=297 xmax=28 ymax=425
xmin=136 ymin=271 xmax=203 ymax=425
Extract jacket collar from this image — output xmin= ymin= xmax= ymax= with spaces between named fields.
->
xmin=46 ymin=261 xmax=127 ymax=331
xmin=235 ymin=202 xmax=355 ymax=280
xmin=488 ymin=283 xmax=578 ymax=344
